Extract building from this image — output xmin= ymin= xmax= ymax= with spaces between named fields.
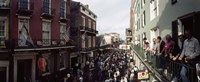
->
xmin=131 ymin=0 xmax=200 ymax=81
xmin=133 ymin=0 xmax=200 ymax=46
xmin=96 ymin=33 xmax=121 ymax=59
xmin=70 ymin=1 xmax=98 ymax=68
xmin=125 ymin=28 xmax=132 ymax=45
xmin=96 ymin=33 xmax=121 ymax=49
xmin=130 ymin=0 xmax=135 ymax=41
xmin=0 ymin=0 xmax=73 ymax=82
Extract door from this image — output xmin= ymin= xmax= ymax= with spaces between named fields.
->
xmin=17 ymin=59 xmax=32 ymax=82
xmin=0 ymin=67 xmax=7 ymax=82
xmin=71 ymin=57 xmax=78 ymax=72
xmin=0 ymin=61 xmax=9 ymax=82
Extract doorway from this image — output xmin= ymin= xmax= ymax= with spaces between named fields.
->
xmin=17 ymin=59 xmax=32 ymax=82
xmin=0 ymin=61 xmax=9 ymax=82
xmin=0 ymin=67 xmax=7 ymax=82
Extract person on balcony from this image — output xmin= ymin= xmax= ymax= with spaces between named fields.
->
xmin=155 ymin=36 xmax=165 ymax=71
xmin=169 ymin=38 xmax=181 ymax=82
xmin=150 ymin=38 xmax=157 ymax=55
xmin=160 ymin=34 xmax=172 ymax=75
xmin=169 ymin=38 xmax=180 ymax=60
xmin=178 ymin=30 xmax=200 ymax=82
xmin=143 ymin=38 xmax=150 ymax=62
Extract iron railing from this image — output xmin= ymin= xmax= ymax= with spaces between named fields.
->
xmin=132 ymin=45 xmax=198 ymax=82
xmin=80 ymin=26 xmax=98 ymax=34
xmin=12 ymin=39 xmax=73 ymax=49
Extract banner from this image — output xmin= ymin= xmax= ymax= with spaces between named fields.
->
xmin=137 ymin=70 xmax=149 ymax=80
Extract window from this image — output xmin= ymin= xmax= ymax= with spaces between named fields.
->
xmin=60 ymin=24 xmax=66 ymax=45
xmin=82 ymin=16 xmax=85 ymax=26
xmin=42 ymin=21 xmax=51 ymax=46
xmin=93 ymin=37 xmax=95 ymax=47
xmin=150 ymin=0 xmax=159 ymax=21
xmin=59 ymin=53 xmax=66 ymax=70
xmin=141 ymin=0 xmax=145 ymax=8
xmin=138 ymin=4 xmax=140 ymax=14
xmin=171 ymin=0 xmax=177 ymax=5
xmin=60 ymin=0 xmax=66 ymax=18
xmin=0 ymin=17 xmax=6 ymax=38
xmin=0 ymin=0 xmax=9 ymax=7
xmin=93 ymin=22 xmax=96 ymax=29
xmin=43 ymin=0 xmax=51 ymax=14
xmin=88 ymin=36 xmax=91 ymax=48
xmin=19 ymin=0 xmax=30 ymax=10
xmin=82 ymin=33 xmax=85 ymax=48
xmin=18 ymin=19 xmax=30 ymax=46
xmin=88 ymin=19 xmax=91 ymax=28
xmin=142 ymin=11 xmax=146 ymax=27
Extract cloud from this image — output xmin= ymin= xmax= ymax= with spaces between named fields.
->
xmin=72 ymin=0 xmax=130 ymax=40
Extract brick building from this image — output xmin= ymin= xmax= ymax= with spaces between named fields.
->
xmin=0 ymin=0 xmax=73 ymax=82
xmin=70 ymin=1 xmax=98 ymax=68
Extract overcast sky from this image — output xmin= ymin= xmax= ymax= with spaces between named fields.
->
xmin=73 ymin=0 xmax=130 ymax=40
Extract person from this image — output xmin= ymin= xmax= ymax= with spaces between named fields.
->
xmin=161 ymin=34 xmax=172 ymax=75
xmin=178 ymin=30 xmax=200 ymax=82
xmin=150 ymin=38 xmax=157 ymax=55
xmin=155 ymin=36 xmax=165 ymax=70
xmin=169 ymin=38 xmax=181 ymax=82
xmin=162 ymin=34 xmax=172 ymax=58
xmin=169 ymin=38 xmax=180 ymax=61
xmin=143 ymin=38 xmax=150 ymax=62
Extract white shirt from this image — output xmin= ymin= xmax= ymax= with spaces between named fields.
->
xmin=181 ymin=37 xmax=200 ymax=59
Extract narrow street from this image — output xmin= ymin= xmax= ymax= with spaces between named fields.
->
xmin=67 ymin=48 xmax=138 ymax=82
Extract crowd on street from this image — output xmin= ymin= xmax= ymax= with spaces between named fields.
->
xmin=63 ymin=30 xmax=200 ymax=82
xmin=64 ymin=48 xmax=139 ymax=82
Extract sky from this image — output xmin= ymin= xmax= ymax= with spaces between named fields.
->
xmin=73 ymin=0 xmax=131 ymax=40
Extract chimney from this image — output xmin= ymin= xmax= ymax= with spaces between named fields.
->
xmin=85 ymin=5 xmax=89 ymax=9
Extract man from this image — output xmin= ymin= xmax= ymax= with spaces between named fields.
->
xmin=156 ymin=36 xmax=165 ymax=69
xmin=178 ymin=30 xmax=200 ymax=82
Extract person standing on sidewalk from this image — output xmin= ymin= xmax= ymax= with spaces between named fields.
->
xmin=178 ymin=30 xmax=200 ymax=82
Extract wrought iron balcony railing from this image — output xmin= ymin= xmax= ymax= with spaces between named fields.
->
xmin=80 ymin=26 xmax=98 ymax=34
xmin=11 ymin=39 xmax=73 ymax=49
xmin=131 ymin=45 xmax=198 ymax=82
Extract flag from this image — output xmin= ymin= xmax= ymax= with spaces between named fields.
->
xmin=63 ymin=34 xmax=70 ymax=42
xmin=82 ymin=32 xmax=87 ymax=40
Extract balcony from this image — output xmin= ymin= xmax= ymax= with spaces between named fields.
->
xmin=41 ymin=6 xmax=55 ymax=19
xmin=0 ymin=1 xmax=10 ymax=13
xmin=80 ymin=26 xmax=98 ymax=34
xmin=80 ymin=26 xmax=88 ymax=31
xmin=131 ymin=45 xmax=199 ymax=82
xmin=17 ymin=1 xmax=34 ymax=16
xmin=80 ymin=47 xmax=97 ymax=53
xmin=11 ymin=39 xmax=74 ymax=51
xmin=94 ymin=30 xmax=98 ymax=34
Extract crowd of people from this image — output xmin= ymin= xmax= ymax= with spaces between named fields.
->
xmin=63 ymin=30 xmax=200 ymax=82
xmin=142 ymin=30 xmax=200 ymax=82
xmin=64 ymin=49 xmax=139 ymax=82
